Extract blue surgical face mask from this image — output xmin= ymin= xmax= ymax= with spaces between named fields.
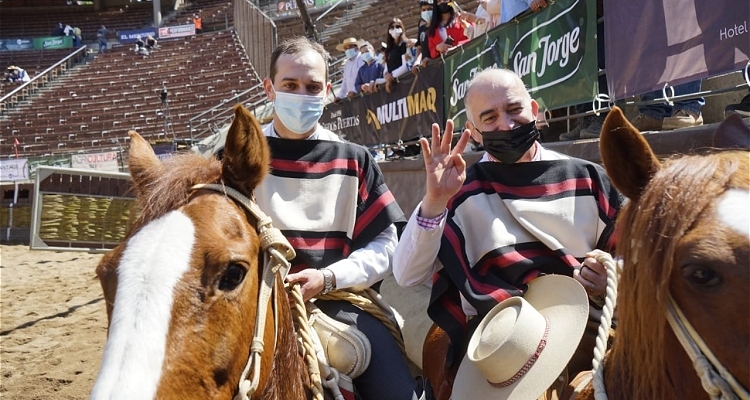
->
xmin=345 ymin=48 xmax=358 ymax=59
xmin=272 ymin=90 xmax=326 ymax=135
xmin=421 ymin=10 xmax=433 ymax=22
xmin=377 ymin=53 xmax=385 ymax=63
xmin=361 ymin=51 xmax=373 ymax=63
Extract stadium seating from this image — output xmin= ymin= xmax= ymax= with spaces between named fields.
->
xmin=0 ymin=3 xmax=169 ymax=42
xmin=0 ymin=30 xmax=262 ymax=158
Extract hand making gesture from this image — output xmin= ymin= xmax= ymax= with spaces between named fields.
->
xmin=419 ymin=119 xmax=472 ymax=218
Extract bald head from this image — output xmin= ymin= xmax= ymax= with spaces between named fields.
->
xmin=465 ymin=69 xmax=530 ymax=118
xmin=463 ymin=67 xmax=538 ymax=140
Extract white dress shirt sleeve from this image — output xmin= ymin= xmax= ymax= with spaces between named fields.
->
xmin=392 ymin=203 xmax=446 ymax=287
xmin=326 ymin=223 xmax=398 ymax=291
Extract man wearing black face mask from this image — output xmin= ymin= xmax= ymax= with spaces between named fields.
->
xmin=392 ymin=68 xmax=624 ymax=391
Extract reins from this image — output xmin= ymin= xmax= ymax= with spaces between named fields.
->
xmin=666 ymin=296 xmax=749 ymax=400
xmin=587 ymin=250 xmax=748 ymax=400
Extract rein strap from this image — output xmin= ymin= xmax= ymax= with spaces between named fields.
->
xmin=666 ymin=296 xmax=749 ymax=400
xmin=190 ymin=184 xmax=296 ymax=400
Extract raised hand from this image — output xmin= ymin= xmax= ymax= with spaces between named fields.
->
xmin=419 ymin=119 xmax=471 ymax=218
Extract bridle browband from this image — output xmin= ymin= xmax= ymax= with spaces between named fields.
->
xmin=190 ymin=183 xmax=296 ymax=400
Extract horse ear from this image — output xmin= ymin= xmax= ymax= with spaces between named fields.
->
xmin=221 ymin=104 xmax=270 ymax=195
xmin=599 ymin=107 xmax=661 ymax=201
xmin=713 ymin=113 xmax=750 ymax=149
xmin=128 ymin=130 xmax=164 ymax=194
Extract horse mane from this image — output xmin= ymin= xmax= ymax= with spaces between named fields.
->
xmin=129 ymin=152 xmax=223 ymax=233
xmin=610 ymin=151 xmax=746 ymax=399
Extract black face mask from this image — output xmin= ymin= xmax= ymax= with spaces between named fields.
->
xmin=479 ymin=120 xmax=539 ymax=163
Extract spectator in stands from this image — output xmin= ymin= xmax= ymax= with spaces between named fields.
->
xmin=98 ymin=25 xmax=109 ymax=53
xmin=412 ymin=0 xmax=434 ymax=74
xmin=193 ymin=13 xmax=203 ymax=34
xmin=5 ymin=66 xmax=30 ymax=83
xmin=629 ymin=81 xmax=704 ymax=131
xmin=501 ymin=0 xmax=548 ymax=24
xmin=376 ymin=43 xmax=387 ymax=66
xmin=335 ymin=37 xmax=365 ymax=101
xmin=73 ymin=27 xmax=83 ymax=47
xmin=355 ymin=43 xmax=385 ymax=94
xmin=383 ymin=18 xmax=413 ymax=93
xmin=427 ymin=1 xmax=472 ymax=59
xmin=471 ymin=0 xmax=501 ymax=36
xmin=63 ymin=24 xmax=74 ymax=36
xmin=146 ymin=35 xmax=158 ymax=50
xmin=52 ymin=23 xmax=65 ymax=36
xmin=134 ymin=36 xmax=149 ymax=56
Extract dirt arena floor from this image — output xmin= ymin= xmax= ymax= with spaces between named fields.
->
xmin=1 ymin=245 xmax=106 ymax=399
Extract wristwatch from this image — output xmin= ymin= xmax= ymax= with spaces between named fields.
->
xmin=321 ymin=268 xmax=336 ymax=295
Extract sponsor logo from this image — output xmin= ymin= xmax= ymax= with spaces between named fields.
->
xmin=367 ymin=87 xmax=438 ymax=130
xmin=510 ymin=0 xmax=585 ymax=91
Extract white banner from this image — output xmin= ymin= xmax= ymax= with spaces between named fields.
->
xmin=0 ymin=158 xmax=30 ymax=181
xmin=71 ymin=151 xmax=120 ymax=172
xmin=158 ymin=24 xmax=196 ymax=39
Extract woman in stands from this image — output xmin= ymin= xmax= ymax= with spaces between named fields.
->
xmin=383 ymin=18 xmax=414 ymax=92
xmin=427 ymin=1 xmax=472 ymax=59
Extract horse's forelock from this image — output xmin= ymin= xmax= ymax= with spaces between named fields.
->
xmin=131 ymin=153 xmax=222 ymax=233
xmin=611 ymin=152 xmax=744 ymax=399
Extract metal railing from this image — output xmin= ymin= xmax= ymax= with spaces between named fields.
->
xmin=0 ymin=45 xmax=88 ymax=114
xmin=188 ymin=82 xmax=268 ymax=143
xmin=234 ymin=0 xmax=277 ymax=80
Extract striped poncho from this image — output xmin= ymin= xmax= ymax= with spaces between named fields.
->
xmin=427 ymin=158 xmax=624 ymax=364
xmin=255 ymin=136 xmax=404 ymax=273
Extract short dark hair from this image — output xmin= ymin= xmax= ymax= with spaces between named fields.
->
xmin=269 ymin=37 xmax=329 ymax=82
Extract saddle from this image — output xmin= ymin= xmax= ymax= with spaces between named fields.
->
xmin=307 ymin=302 xmax=372 ymax=379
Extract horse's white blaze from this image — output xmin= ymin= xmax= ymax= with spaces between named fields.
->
xmin=716 ymin=189 xmax=750 ymax=237
xmin=90 ymin=211 xmax=195 ymax=400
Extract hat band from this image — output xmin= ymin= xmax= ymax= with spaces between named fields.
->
xmin=488 ymin=316 xmax=550 ymax=388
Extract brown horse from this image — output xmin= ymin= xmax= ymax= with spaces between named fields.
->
xmin=90 ymin=105 xmax=311 ymax=400
xmin=569 ymin=109 xmax=750 ymax=400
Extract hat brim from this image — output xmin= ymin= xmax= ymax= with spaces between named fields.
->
xmin=452 ymin=275 xmax=589 ymax=400
xmin=335 ymin=39 xmax=364 ymax=52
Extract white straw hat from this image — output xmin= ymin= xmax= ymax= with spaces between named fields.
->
xmin=452 ymin=275 xmax=589 ymax=400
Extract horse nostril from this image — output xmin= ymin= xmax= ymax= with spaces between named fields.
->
xmin=213 ymin=368 xmax=229 ymax=387
xmin=218 ymin=263 xmax=246 ymax=291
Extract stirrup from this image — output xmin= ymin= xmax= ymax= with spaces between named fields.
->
xmin=307 ymin=302 xmax=372 ymax=379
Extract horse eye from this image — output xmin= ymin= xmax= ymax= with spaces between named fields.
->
xmin=218 ymin=263 xmax=246 ymax=291
xmin=681 ymin=264 xmax=721 ymax=288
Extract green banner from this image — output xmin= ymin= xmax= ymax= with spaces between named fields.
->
xmin=443 ymin=0 xmax=597 ymax=128
xmin=28 ymin=155 xmax=72 ymax=179
xmin=33 ymin=36 xmax=73 ymax=50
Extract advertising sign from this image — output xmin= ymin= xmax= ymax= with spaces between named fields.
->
xmin=0 ymin=38 xmax=34 ymax=52
xmin=27 ymin=154 xmax=72 ymax=179
xmin=0 ymin=159 xmax=29 ymax=181
xmin=158 ymin=24 xmax=196 ymax=39
xmin=443 ymin=0 xmax=598 ymax=128
xmin=71 ymin=151 xmax=120 ymax=172
xmin=605 ymin=0 xmax=750 ymax=99
xmin=32 ymin=36 xmax=74 ymax=50
xmin=118 ymin=28 xmax=158 ymax=44
xmin=319 ymin=64 xmax=445 ymax=146
xmin=152 ymin=142 xmax=174 ymax=161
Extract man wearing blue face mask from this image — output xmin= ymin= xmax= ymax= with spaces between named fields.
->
xmin=392 ymin=68 xmax=624 ymax=396
xmin=257 ymin=37 xmax=431 ymax=400
xmin=335 ymin=37 xmax=365 ymax=102
xmin=355 ymin=43 xmax=385 ymax=94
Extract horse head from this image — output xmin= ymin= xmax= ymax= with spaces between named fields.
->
xmin=597 ymin=108 xmax=749 ymax=400
xmin=91 ymin=105 xmax=308 ymax=400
